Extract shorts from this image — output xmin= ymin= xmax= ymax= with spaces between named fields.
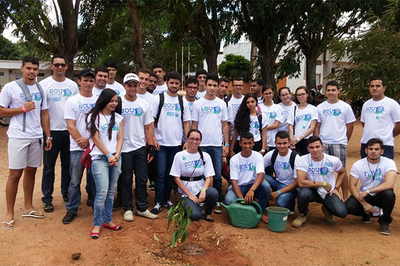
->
xmin=323 ymin=144 xmax=347 ymax=168
xmin=8 ymin=138 xmax=42 ymax=169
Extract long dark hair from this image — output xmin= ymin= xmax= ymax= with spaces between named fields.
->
xmin=187 ymin=129 xmax=205 ymax=165
xmin=234 ymin=93 xmax=257 ymax=135
xmin=87 ymin=88 xmax=117 ymax=140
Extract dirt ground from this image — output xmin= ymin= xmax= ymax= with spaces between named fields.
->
xmin=1 ymin=120 xmax=400 ymax=266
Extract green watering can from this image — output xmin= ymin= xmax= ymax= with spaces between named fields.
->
xmin=222 ymin=199 xmax=262 ymax=228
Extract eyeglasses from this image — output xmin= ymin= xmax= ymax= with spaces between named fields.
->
xmin=188 ymin=138 xmax=201 ymax=142
xmin=187 ymin=86 xmax=198 ymax=90
xmin=198 ymin=76 xmax=207 ymax=80
xmin=53 ymin=63 xmax=66 ymax=68
xmin=296 ymin=93 xmax=307 ymax=97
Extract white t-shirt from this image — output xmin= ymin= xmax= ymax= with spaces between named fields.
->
xmin=92 ymin=87 xmax=105 ymax=98
xmin=137 ymin=91 xmax=157 ymax=109
xmin=277 ymin=102 xmax=295 ymax=133
xmin=40 ymin=76 xmax=79 ymax=131
xmin=361 ymin=97 xmax=400 ymax=146
xmin=192 ymin=97 xmax=228 ymax=146
xmin=249 ymin=114 xmax=268 ymax=142
xmin=88 ymin=113 xmax=123 ymax=160
xmin=295 ymin=153 xmax=342 ymax=199
xmin=228 ymin=95 xmax=244 ymax=138
xmin=350 ymin=157 xmax=397 ymax=196
xmin=64 ymin=94 xmax=97 ymax=151
xmin=230 ymin=151 xmax=264 ymax=188
xmin=170 ymin=150 xmax=215 ymax=197
xmin=183 ymin=97 xmax=196 ymax=139
xmin=153 ymin=83 xmax=168 ymax=95
xmin=106 ymin=81 xmax=125 ymax=97
xmin=287 ymin=104 xmax=318 ymax=139
xmin=121 ymin=96 xmax=153 ymax=152
xmin=317 ymin=100 xmax=355 ymax=145
xmin=259 ymin=103 xmax=283 ymax=147
xmin=264 ymin=149 xmax=299 ymax=185
xmin=0 ymin=80 xmax=48 ymax=139
xmin=152 ymin=93 xmax=190 ymax=146
xmin=196 ymin=90 xmax=206 ymax=99
xmin=257 ymin=96 xmax=264 ymax=105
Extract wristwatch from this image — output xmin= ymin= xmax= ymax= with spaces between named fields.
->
xmin=47 ymin=137 xmax=53 ymax=140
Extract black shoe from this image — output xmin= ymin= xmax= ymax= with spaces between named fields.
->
xmin=150 ymin=203 xmax=163 ymax=215
xmin=86 ymin=192 xmax=94 ymax=206
xmin=380 ymin=224 xmax=390 ymax=235
xmin=62 ymin=212 xmax=77 ymax=224
xmin=113 ymin=196 xmax=122 ymax=211
xmin=43 ymin=202 xmax=54 ymax=213
xmin=62 ymin=194 xmax=68 ymax=203
xmin=362 ymin=216 xmax=371 ymax=224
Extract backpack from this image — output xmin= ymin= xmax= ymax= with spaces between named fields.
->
xmin=154 ymin=93 xmax=184 ymax=128
xmin=224 ymin=94 xmax=233 ymax=107
xmin=265 ymin=149 xmax=298 ymax=178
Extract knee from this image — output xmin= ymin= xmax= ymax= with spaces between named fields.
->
xmin=259 ymin=181 xmax=271 ymax=192
xmin=206 ymin=187 xmax=218 ymax=199
xmin=225 ymin=190 xmax=236 ymax=205
xmin=95 ymin=190 xmax=107 ymax=204
xmin=298 ymin=188 xmax=311 ymax=199
xmin=381 ymin=189 xmax=395 ymax=202
xmin=336 ymin=208 xmax=348 ymax=218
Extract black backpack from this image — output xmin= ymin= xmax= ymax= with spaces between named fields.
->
xmin=265 ymin=149 xmax=298 ymax=178
xmin=154 ymin=93 xmax=184 ymax=128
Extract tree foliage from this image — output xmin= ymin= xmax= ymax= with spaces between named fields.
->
xmin=0 ymin=37 xmax=26 ymax=60
xmin=218 ymin=54 xmax=253 ymax=82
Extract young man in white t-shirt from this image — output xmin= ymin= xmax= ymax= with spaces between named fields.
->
xmin=183 ymin=77 xmax=198 ymax=131
xmin=225 ymin=132 xmax=270 ymax=223
xmin=119 ymin=73 xmax=158 ymax=221
xmin=152 ymin=63 xmax=167 ymax=96
xmin=151 ymin=71 xmax=191 ymax=214
xmin=147 ymin=73 xmax=157 ymax=94
xmin=0 ymin=56 xmax=52 ymax=229
xmin=217 ymin=77 xmax=229 ymax=100
xmin=195 ymin=69 xmax=208 ymax=98
xmin=292 ymin=136 xmax=348 ymax=228
xmin=104 ymin=60 xmax=125 ymax=97
xmin=62 ymin=69 xmax=97 ymax=224
xmin=250 ymin=79 xmax=264 ymax=105
xmin=92 ymin=65 xmax=109 ymax=98
xmin=192 ymin=73 xmax=230 ymax=214
xmin=264 ymin=131 xmax=299 ymax=214
xmin=227 ymin=77 xmax=245 ymax=142
xmin=345 ymin=138 xmax=397 ymax=235
xmin=360 ymin=77 xmax=400 ymax=159
xmin=40 ymin=54 xmax=79 ymax=213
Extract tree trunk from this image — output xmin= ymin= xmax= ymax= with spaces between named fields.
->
xmin=127 ymin=0 xmax=146 ymax=69
xmin=259 ymin=57 xmax=276 ymax=90
xmin=305 ymin=53 xmax=318 ymax=90
xmin=205 ymin=48 xmax=218 ymax=74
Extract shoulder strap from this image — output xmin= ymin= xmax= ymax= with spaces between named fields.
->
xmin=270 ymin=149 xmax=279 ymax=172
xmin=293 ymin=105 xmax=297 ymax=136
xmin=178 ymin=94 xmax=184 ymax=125
xmin=257 ymin=111 xmax=262 ymax=136
xmin=289 ymin=150 xmax=298 ymax=170
xmin=154 ymin=93 xmax=165 ymax=128
xmin=224 ymin=94 xmax=232 ymax=107
xmin=35 ymin=82 xmax=44 ymax=107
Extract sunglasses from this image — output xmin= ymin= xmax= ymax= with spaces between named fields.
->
xmin=53 ymin=63 xmax=67 ymax=68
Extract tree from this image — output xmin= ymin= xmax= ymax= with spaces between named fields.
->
xmin=0 ymin=37 xmax=25 ymax=60
xmin=218 ymin=54 xmax=253 ymax=82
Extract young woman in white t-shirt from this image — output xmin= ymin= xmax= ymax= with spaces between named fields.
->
xmin=289 ymin=86 xmax=317 ymax=155
xmin=277 ymin=86 xmax=295 ymax=133
xmin=170 ymin=129 xmax=218 ymax=221
xmin=86 ymin=89 xmax=123 ymax=239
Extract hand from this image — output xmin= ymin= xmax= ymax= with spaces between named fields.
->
xmin=188 ymin=194 xmax=199 ymax=204
xmin=24 ymin=102 xmax=35 ymax=112
xmin=329 ymin=188 xmax=344 ymax=202
xmin=198 ymin=190 xmax=206 ymax=203
xmin=108 ymin=154 xmax=115 ymax=165
xmin=44 ymin=139 xmax=52 ymax=151
xmin=182 ymin=142 xmax=187 ymax=150
xmin=324 ymin=182 xmax=332 ymax=192
xmin=359 ymin=190 xmax=368 ymax=199
xmin=154 ymin=139 xmax=160 ymax=151
xmin=223 ymin=146 xmax=229 ymax=157
xmin=77 ymin=137 xmax=89 ymax=149
xmin=147 ymin=145 xmax=155 ymax=163
xmin=244 ymin=190 xmax=254 ymax=204
xmin=290 ymin=138 xmax=299 ymax=145
xmin=222 ymin=147 xmax=229 ymax=157
xmin=229 ymin=149 xmax=235 ymax=158
xmin=289 ymin=144 xmax=296 ymax=150
xmin=258 ymin=150 xmax=265 ymax=156
xmin=270 ymin=191 xmax=279 ymax=201
xmin=362 ymin=202 xmax=376 ymax=214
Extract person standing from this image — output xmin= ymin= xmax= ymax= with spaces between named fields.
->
xmin=40 ymin=54 xmax=79 ymax=212
xmin=147 ymin=73 xmax=158 ymax=94
xmin=227 ymin=77 xmax=245 ymax=144
xmin=92 ymin=65 xmax=109 ymax=98
xmin=0 ymin=56 xmax=52 ymax=229
xmin=217 ymin=78 xmax=229 ymax=100
xmin=152 ymin=63 xmax=167 ymax=96
xmin=250 ymin=79 xmax=264 ymax=105
xmin=195 ymin=69 xmax=208 ymax=98
xmin=104 ymin=60 xmax=125 ymax=97
xmin=277 ymin=86 xmax=295 ymax=133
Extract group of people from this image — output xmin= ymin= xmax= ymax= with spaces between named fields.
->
xmin=0 ymin=55 xmax=398 ymax=238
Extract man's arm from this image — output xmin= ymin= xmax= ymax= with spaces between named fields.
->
xmin=66 ymin=119 xmax=89 ymax=149
xmin=331 ymin=166 xmax=347 ymax=200
xmin=393 ymin=121 xmax=400 ymax=138
xmin=191 ymin=121 xmax=198 ymax=130
xmin=183 ymin=121 xmax=190 ymax=140
xmin=40 ymin=109 xmax=52 ymax=151
xmin=360 ymin=170 xmax=396 ymax=196
xmin=314 ymin=122 xmax=321 ymax=137
xmin=348 ymin=175 xmax=375 ymax=213
xmin=297 ymin=169 xmax=331 ymax=191
xmin=222 ymin=121 xmax=229 ymax=155
xmin=244 ymin=172 xmax=265 ymax=204
xmin=0 ymin=102 xmax=36 ymax=117
xmin=271 ymin=179 xmax=298 ymax=200
xmin=231 ymin=179 xmax=244 ymax=199
xmin=346 ymin=122 xmax=354 ymax=141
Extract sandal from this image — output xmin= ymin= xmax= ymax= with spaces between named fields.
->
xmin=205 ymin=216 xmax=214 ymax=222
xmin=2 ymin=220 xmax=14 ymax=230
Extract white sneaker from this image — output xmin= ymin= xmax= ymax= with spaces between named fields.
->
xmin=289 ymin=210 xmax=295 ymax=215
xmin=163 ymin=200 xmax=174 ymax=209
xmin=136 ymin=209 xmax=158 ymax=219
xmin=124 ymin=210 xmax=134 ymax=222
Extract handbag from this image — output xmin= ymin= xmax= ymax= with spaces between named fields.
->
xmin=80 ymin=114 xmax=99 ymax=168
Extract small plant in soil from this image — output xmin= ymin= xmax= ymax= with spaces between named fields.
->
xmin=167 ymin=197 xmax=192 ymax=248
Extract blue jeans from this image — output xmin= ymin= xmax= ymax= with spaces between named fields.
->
xmin=91 ymin=155 xmax=121 ymax=227
xmin=182 ymin=187 xmax=218 ymax=220
xmin=41 ymin=130 xmax=70 ymax=203
xmin=360 ymin=144 xmax=394 ymax=159
xmin=121 ymin=147 xmax=149 ymax=212
xmin=200 ymin=146 xmax=223 ymax=202
xmin=154 ymin=145 xmax=181 ymax=205
xmin=225 ymin=181 xmax=271 ymax=213
xmin=66 ymin=151 xmax=94 ymax=213
xmin=264 ymin=174 xmax=297 ymax=211
xmin=297 ymin=187 xmax=347 ymax=218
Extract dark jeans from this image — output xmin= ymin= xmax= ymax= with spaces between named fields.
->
xmin=182 ymin=187 xmax=218 ymax=220
xmin=360 ymin=144 xmax=394 ymax=159
xmin=225 ymin=181 xmax=271 ymax=213
xmin=154 ymin=145 xmax=181 ymax=205
xmin=345 ymin=190 xmax=395 ymax=225
xmin=265 ymin=174 xmax=298 ymax=211
xmin=296 ymin=138 xmax=309 ymax=155
xmin=200 ymin=146 xmax=223 ymax=202
xmin=41 ymin=130 xmax=70 ymax=203
xmin=297 ymin=187 xmax=347 ymax=218
xmin=120 ymin=147 xmax=149 ymax=212
xmin=148 ymin=158 xmax=156 ymax=184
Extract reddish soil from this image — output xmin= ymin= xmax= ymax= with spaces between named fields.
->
xmin=1 ymin=120 xmax=400 ymax=266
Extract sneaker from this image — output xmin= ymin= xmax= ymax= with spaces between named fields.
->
xmin=62 ymin=212 xmax=77 ymax=224
xmin=43 ymin=202 xmax=54 ymax=213
xmin=163 ymin=200 xmax=174 ymax=210
xmin=262 ymin=215 xmax=268 ymax=224
xmin=214 ymin=202 xmax=223 ymax=214
xmin=289 ymin=210 xmax=295 ymax=216
xmin=113 ymin=196 xmax=122 ymax=211
xmin=380 ymin=224 xmax=390 ymax=235
xmin=292 ymin=213 xmax=307 ymax=228
xmin=150 ymin=203 xmax=163 ymax=215
xmin=86 ymin=192 xmax=94 ymax=207
xmin=124 ymin=210 xmax=134 ymax=222
xmin=136 ymin=209 xmax=158 ymax=219
xmin=362 ymin=216 xmax=371 ymax=224
xmin=321 ymin=206 xmax=336 ymax=223
xmin=148 ymin=181 xmax=155 ymax=190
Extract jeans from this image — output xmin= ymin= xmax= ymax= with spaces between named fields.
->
xmin=154 ymin=145 xmax=181 ymax=205
xmin=360 ymin=144 xmax=394 ymax=159
xmin=345 ymin=190 xmax=395 ymax=225
xmin=200 ymin=146 xmax=223 ymax=202
xmin=41 ymin=130 xmax=71 ymax=203
xmin=225 ymin=181 xmax=271 ymax=213
xmin=120 ymin=147 xmax=149 ymax=212
xmin=182 ymin=187 xmax=218 ymax=220
xmin=91 ymin=155 xmax=121 ymax=227
xmin=65 ymin=151 xmax=94 ymax=213
xmin=296 ymin=139 xmax=309 ymax=155
xmin=297 ymin=187 xmax=347 ymax=218
xmin=264 ymin=174 xmax=298 ymax=211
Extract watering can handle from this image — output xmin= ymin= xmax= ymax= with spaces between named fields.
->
xmin=232 ymin=199 xmax=263 ymax=215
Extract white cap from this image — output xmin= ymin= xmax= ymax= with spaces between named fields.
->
xmin=123 ymin=73 xmax=139 ymax=84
